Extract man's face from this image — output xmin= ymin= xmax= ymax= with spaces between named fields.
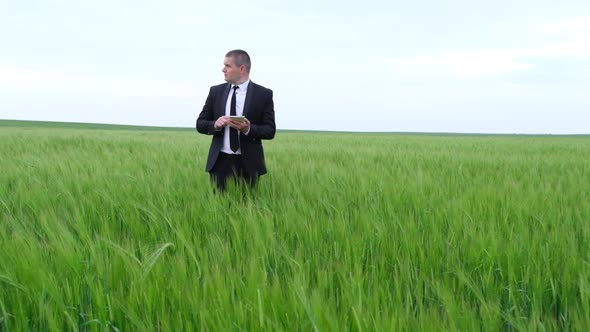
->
xmin=223 ymin=57 xmax=243 ymax=84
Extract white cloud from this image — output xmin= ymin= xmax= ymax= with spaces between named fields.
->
xmin=389 ymin=16 xmax=590 ymax=80
xmin=544 ymin=16 xmax=590 ymax=34
xmin=533 ymin=40 xmax=590 ymax=58
xmin=536 ymin=16 xmax=590 ymax=58
xmin=391 ymin=39 xmax=590 ymax=80
xmin=370 ymin=15 xmax=587 ymax=81
xmin=0 ymin=64 xmax=199 ymax=97
xmin=396 ymin=51 xmax=534 ymax=78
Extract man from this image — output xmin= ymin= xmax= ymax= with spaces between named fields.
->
xmin=196 ymin=50 xmax=276 ymax=192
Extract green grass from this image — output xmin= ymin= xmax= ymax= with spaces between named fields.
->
xmin=1 ymin=120 xmax=589 ymax=331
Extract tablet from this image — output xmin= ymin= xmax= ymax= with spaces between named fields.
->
xmin=229 ymin=116 xmax=246 ymax=122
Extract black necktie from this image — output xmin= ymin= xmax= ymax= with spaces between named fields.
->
xmin=230 ymin=85 xmax=239 ymax=152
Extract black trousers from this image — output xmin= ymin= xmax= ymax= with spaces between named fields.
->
xmin=209 ymin=152 xmax=258 ymax=192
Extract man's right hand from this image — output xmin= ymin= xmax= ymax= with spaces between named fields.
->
xmin=214 ymin=116 xmax=230 ymax=130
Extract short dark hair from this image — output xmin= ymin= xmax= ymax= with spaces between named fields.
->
xmin=225 ymin=49 xmax=251 ymax=72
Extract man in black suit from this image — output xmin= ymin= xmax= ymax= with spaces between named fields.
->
xmin=196 ymin=50 xmax=276 ymax=192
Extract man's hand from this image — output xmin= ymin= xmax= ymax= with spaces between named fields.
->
xmin=214 ymin=116 xmax=230 ymax=130
xmin=229 ymin=117 xmax=250 ymax=133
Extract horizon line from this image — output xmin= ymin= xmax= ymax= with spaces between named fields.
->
xmin=1 ymin=118 xmax=588 ymax=136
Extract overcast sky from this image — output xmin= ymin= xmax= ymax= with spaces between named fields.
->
xmin=1 ymin=1 xmax=589 ymax=133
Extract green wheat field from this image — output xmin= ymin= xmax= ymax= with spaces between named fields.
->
xmin=1 ymin=120 xmax=589 ymax=331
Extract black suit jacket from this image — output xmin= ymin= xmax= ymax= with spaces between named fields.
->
xmin=196 ymin=81 xmax=276 ymax=175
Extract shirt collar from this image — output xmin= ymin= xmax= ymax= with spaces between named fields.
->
xmin=232 ymin=79 xmax=250 ymax=92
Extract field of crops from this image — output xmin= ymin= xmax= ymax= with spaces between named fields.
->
xmin=1 ymin=120 xmax=589 ymax=331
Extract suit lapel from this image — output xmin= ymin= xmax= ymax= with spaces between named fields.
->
xmin=217 ymin=84 xmax=231 ymax=117
xmin=243 ymin=82 xmax=255 ymax=118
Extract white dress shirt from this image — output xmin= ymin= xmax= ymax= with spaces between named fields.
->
xmin=221 ymin=80 xmax=250 ymax=154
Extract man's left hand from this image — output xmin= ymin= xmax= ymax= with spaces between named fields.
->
xmin=229 ymin=118 xmax=250 ymax=133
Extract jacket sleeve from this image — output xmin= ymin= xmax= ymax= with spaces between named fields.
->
xmin=196 ymin=87 xmax=219 ymax=135
xmin=246 ymin=89 xmax=276 ymax=140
